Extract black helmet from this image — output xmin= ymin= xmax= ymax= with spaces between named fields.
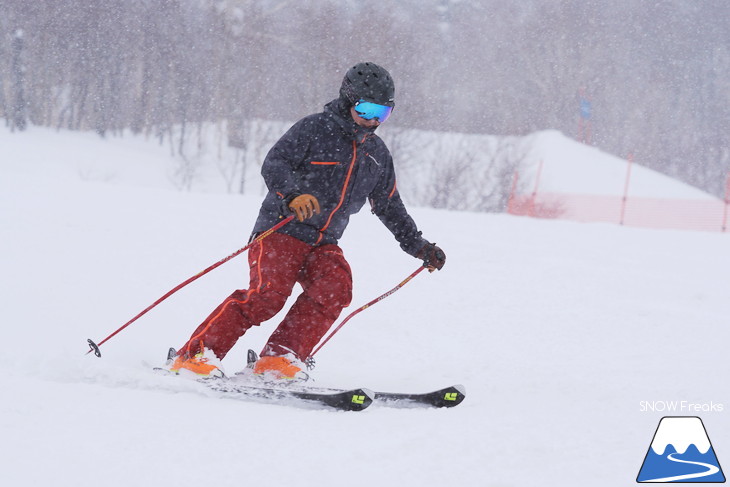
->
xmin=339 ymin=62 xmax=395 ymax=107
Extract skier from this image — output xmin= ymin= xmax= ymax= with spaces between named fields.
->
xmin=168 ymin=62 xmax=446 ymax=380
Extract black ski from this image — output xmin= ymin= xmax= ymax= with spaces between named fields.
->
xmin=373 ymin=384 xmax=466 ymax=408
xmin=244 ymin=350 xmax=466 ymax=409
xmin=157 ymin=349 xmax=464 ymax=411
xmin=202 ymin=379 xmax=374 ymax=412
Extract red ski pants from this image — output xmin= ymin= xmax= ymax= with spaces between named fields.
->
xmin=179 ymin=232 xmax=352 ymax=361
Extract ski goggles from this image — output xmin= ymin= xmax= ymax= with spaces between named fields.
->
xmin=353 ymin=99 xmax=394 ymax=123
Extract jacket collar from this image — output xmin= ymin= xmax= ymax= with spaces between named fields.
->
xmin=324 ymin=98 xmax=377 ymax=143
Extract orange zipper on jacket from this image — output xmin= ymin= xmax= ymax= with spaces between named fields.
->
xmin=319 ymin=140 xmax=357 ymax=235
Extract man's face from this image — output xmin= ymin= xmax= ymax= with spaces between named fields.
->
xmin=350 ymin=107 xmax=381 ymax=128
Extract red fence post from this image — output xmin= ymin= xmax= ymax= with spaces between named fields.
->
xmin=507 ymin=170 xmax=519 ymax=214
xmin=722 ymin=173 xmax=730 ymax=232
xmin=528 ymin=159 xmax=544 ymax=217
xmin=620 ymin=153 xmax=634 ymax=225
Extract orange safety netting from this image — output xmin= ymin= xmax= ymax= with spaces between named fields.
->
xmin=508 ymin=193 xmax=729 ymax=232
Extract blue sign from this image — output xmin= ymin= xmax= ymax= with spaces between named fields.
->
xmin=580 ymin=99 xmax=592 ymax=120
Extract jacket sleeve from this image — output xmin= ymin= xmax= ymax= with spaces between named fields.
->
xmin=369 ymin=150 xmax=429 ymax=257
xmin=261 ymin=118 xmax=313 ymax=200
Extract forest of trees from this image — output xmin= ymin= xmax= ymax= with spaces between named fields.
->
xmin=1 ymin=0 xmax=728 ymax=200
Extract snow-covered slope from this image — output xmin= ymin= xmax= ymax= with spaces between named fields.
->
xmin=525 ymin=130 xmax=716 ymax=199
xmin=2 ymin=124 xmax=716 ymax=200
xmin=1 ymin=126 xmax=729 ymax=487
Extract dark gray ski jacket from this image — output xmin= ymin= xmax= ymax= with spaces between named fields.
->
xmin=252 ymin=98 xmax=428 ymax=257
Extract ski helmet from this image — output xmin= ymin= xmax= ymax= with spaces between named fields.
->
xmin=339 ymin=62 xmax=395 ymax=108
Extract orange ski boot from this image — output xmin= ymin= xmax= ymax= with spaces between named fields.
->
xmin=168 ymin=348 xmax=225 ymax=378
xmin=253 ymin=355 xmax=309 ymax=381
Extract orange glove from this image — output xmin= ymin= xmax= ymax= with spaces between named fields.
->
xmin=288 ymin=194 xmax=321 ymax=222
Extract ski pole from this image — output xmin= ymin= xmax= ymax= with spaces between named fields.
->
xmin=308 ymin=264 xmax=426 ymax=359
xmin=86 ymin=215 xmax=295 ymax=357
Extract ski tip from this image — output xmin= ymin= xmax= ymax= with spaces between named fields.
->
xmin=313 ymin=387 xmax=374 ymax=411
xmin=338 ymin=388 xmax=375 ymax=411
xmin=440 ymin=384 xmax=466 ymax=407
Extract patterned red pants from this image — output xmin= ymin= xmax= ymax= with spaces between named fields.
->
xmin=179 ymin=232 xmax=352 ymax=361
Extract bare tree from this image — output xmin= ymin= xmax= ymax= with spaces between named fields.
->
xmin=10 ymin=28 xmax=26 ymax=131
xmin=1 ymin=0 xmax=727 ymax=199
xmin=472 ymin=137 xmax=532 ymax=213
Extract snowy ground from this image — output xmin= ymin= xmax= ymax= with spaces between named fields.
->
xmin=1 ymin=125 xmax=729 ymax=486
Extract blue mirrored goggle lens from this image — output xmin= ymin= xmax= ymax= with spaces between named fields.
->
xmin=354 ymin=100 xmax=393 ymax=122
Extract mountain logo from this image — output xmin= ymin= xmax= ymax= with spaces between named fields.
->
xmin=637 ymin=416 xmax=725 ymax=483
